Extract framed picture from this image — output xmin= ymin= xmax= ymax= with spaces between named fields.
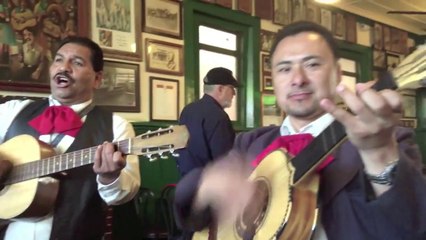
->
xmin=345 ymin=14 xmax=357 ymax=43
xmin=273 ymin=0 xmax=290 ymax=26
xmin=386 ymin=53 xmax=400 ymax=70
xmin=255 ymin=0 xmax=273 ymax=20
xmin=150 ymin=77 xmax=179 ymax=121
xmin=373 ymin=23 xmax=383 ymax=50
xmin=402 ymin=94 xmax=416 ymax=118
xmin=320 ymin=8 xmax=332 ymax=31
xmin=143 ymin=0 xmax=182 ymax=39
xmin=383 ymin=25 xmax=391 ymax=51
xmin=399 ymin=118 xmax=417 ymax=128
xmin=261 ymin=93 xmax=284 ymax=127
xmin=260 ymin=30 xmax=276 ymax=52
xmin=333 ymin=12 xmax=346 ymax=39
xmin=93 ymin=61 xmax=140 ymax=112
xmin=261 ymin=54 xmax=271 ymax=73
xmin=237 ymin=0 xmax=252 ymax=14
xmin=373 ymin=50 xmax=386 ymax=68
xmin=290 ymin=0 xmax=304 ymax=23
xmin=89 ymin=0 xmax=142 ymax=61
xmin=262 ymin=74 xmax=273 ymax=92
xmin=216 ymin=0 xmax=233 ymax=8
xmin=145 ymin=39 xmax=184 ymax=75
xmin=0 ymin=0 xmax=81 ymax=93
xmin=305 ymin=2 xmax=320 ymax=24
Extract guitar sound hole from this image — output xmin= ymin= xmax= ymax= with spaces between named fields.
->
xmin=235 ymin=180 xmax=269 ymax=239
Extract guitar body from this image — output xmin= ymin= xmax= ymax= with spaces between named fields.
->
xmin=193 ymin=148 xmax=319 ymax=240
xmin=0 ymin=135 xmax=58 ymax=220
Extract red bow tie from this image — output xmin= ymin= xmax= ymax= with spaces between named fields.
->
xmin=28 ymin=105 xmax=83 ymax=137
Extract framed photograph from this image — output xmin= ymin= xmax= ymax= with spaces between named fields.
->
xmin=255 ymin=0 xmax=273 ymax=20
xmin=260 ymin=30 xmax=276 ymax=52
xmin=262 ymin=74 xmax=273 ymax=92
xmin=216 ymin=0 xmax=233 ymax=8
xmin=346 ymin=14 xmax=357 ymax=43
xmin=145 ymin=39 xmax=184 ymax=75
xmin=0 ymin=0 xmax=81 ymax=93
xmin=320 ymin=8 xmax=332 ymax=31
xmin=237 ymin=0 xmax=252 ymax=14
xmin=402 ymin=94 xmax=416 ymax=118
xmin=261 ymin=93 xmax=284 ymax=127
xmin=386 ymin=53 xmax=400 ymax=70
xmin=305 ymin=2 xmax=320 ymax=24
xmin=90 ymin=0 xmax=142 ymax=61
xmin=373 ymin=23 xmax=383 ymax=50
xmin=333 ymin=12 xmax=346 ymax=39
xmin=261 ymin=54 xmax=271 ymax=73
xmin=273 ymin=0 xmax=290 ymax=26
xmin=143 ymin=0 xmax=182 ymax=39
xmin=373 ymin=50 xmax=386 ymax=68
xmin=290 ymin=0 xmax=304 ymax=23
xmin=383 ymin=25 xmax=391 ymax=51
xmin=399 ymin=118 xmax=417 ymax=128
xmin=93 ymin=61 xmax=140 ymax=112
xmin=150 ymin=77 xmax=179 ymax=121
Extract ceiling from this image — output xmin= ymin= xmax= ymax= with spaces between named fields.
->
xmin=332 ymin=0 xmax=426 ymax=35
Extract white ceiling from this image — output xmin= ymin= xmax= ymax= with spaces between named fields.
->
xmin=333 ymin=0 xmax=426 ymax=35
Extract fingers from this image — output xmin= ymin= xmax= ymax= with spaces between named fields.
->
xmin=93 ymin=142 xmax=126 ymax=174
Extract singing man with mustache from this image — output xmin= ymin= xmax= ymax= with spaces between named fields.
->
xmin=0 ymin=36 xmax=140 ymax=240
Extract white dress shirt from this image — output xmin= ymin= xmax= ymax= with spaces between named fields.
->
xmin=280 ymin=113 xmax=334 ymax=240
xmin=0 ymin=96 xmax=140 ymax=240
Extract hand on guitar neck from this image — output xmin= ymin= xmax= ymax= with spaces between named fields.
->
xmin=0 ymin=159 xmax=13 ymax=186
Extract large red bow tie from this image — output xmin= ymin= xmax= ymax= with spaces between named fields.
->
xmin=28 ymin=105 xmax=83 ymax=137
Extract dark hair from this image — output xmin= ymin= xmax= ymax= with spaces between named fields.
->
xmin=270 ymin=21 xmax=339 ymax=60
xmin=55 ymin=36 xmax=104 ymax=72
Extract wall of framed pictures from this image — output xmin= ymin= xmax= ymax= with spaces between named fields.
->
xmin=0 ymin=0 xmax=422 ymax=126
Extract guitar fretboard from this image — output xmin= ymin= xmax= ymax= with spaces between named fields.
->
xmin=4 ymin=126 xmax=182 ymax=185
xmin=292 ymin=121 xmax=347 ymax=183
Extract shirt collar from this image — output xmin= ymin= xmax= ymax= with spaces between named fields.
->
xmin=280 ymin=113 xmax=335 ymax=137
xmin=48 ymin=96 xmax=93 ymax=113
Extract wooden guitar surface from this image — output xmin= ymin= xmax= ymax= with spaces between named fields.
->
xmin=0 ymin=135 xmax=58 ymax=219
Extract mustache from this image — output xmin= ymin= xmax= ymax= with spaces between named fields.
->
xmin=54 ymin=72 xmax=74 ymax=82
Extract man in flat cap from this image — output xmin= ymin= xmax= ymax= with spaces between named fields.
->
xmin=176 ymin=67 xmax=239 ymax=178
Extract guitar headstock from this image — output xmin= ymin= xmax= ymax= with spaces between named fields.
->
xmin=130 ymin=125 xmax=189 ymax=160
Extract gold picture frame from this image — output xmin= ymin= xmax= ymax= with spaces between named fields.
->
xmin=143 ymin=0 xmax=182 ymax=39
xmin=145 ymin=39 xmax=184 ymax=76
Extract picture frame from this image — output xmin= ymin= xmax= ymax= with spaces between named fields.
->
xmin=373 ymin=50 xmax=386 ymax=68
xmin=386 ymin=52 xmax=400 ymax=70
xmin=273 ymin=0 xmax=290 ymax=26
xmin=143 ymin=0 xmax=182 ymax=39
xmin=150 ymin=77 xmax=179 ymax=121
xmin=383 ymin=25 xmax=392 ymax=51
xmin=260 ymin=30 xmax=276 ymax=52
xmin=401 ymin=94 xmax=416 ymax=118
xmin=261 ymin=93 xmax=284 ymax=127
xmin=373 ymin=23 xmax=383 ymax=50
xmin=89 ymin=0 xmax=142 ymax=61
xmin=145 ymin=39 xmax=184 ymax=75
xmin=345 ymin=14 xmax=357 ymax=43
xmin=261 ymin=53 xmax=271 ymax=73
xmin=305 ymin=2 xmax=320 ymax=24
xmin=399 ymin=118 xmax=417 ymax=128
xmin=255 ymin=0 xmax=273 ymax=20
xmin=216 ymin=0 xmax=233 ymax=8
xmin=333 ymin=12 xmax=346 ymax=39
xmin=320 ymin=8 xmax=332 ymax=31
xmin=0 ymin=0 xmax=82 ymax=93
xmin=237 ymin=0 xmax=252 ymax=14
xmin=290 ymin=0 xmax=304 ymax=23
xmin=93 ymin=61 xmax=140 ymax=112
xmin=262 ymin=74 xmax=273 ymax=92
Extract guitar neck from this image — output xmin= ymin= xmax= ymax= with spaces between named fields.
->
xmin=4 ymin=125 xmax=189 ymax=185
xmin=5 ymin=139 xmax=130 ymax=185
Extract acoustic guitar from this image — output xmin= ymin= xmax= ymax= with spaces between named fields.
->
xmin=192 ymin=121 xmax=347 ymax=240
xmin=0 ymin=125 xmax=189 ymax=220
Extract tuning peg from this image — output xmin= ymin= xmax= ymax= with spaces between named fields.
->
xmin=172 ymin=152 xmax=180 ymax=157
xmin=149 ymin=156 xmax=158 ymax=162
xmin=160 ymin=155 xmax=168 ymax=159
